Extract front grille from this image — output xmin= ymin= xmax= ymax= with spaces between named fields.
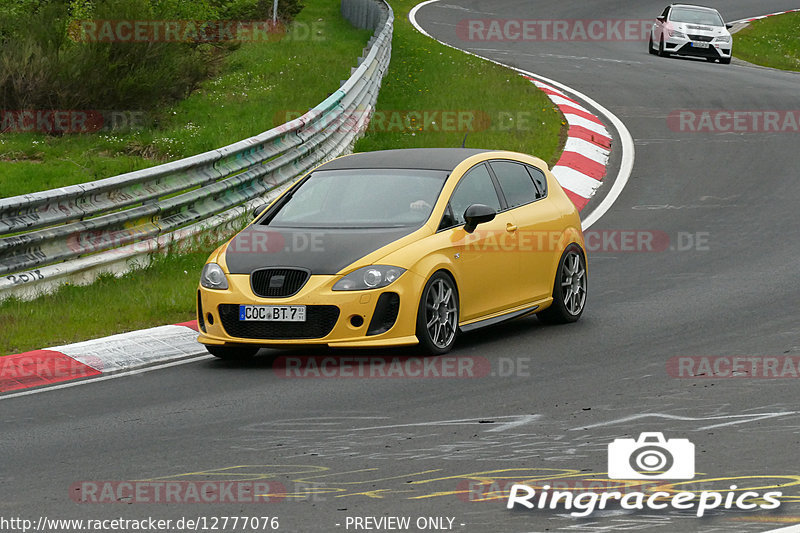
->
xmin=218 ymin=304 xmax=339 ymax=339
xmin=687 ymin=34 xmax=713 ymax=42
xmin=251 ymin=268 xmax=309 ymax=298
xmin=678 ymin=43 xmax=719 ymax=57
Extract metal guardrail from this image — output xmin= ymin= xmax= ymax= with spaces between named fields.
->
xmin=0 ymin=0 xmax=393 ymax=300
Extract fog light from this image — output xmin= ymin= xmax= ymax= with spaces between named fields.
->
xmin=350 ymin=315 xmax=364 ymax=327
xmin=207 ymin=313 xmax=214 ymax=326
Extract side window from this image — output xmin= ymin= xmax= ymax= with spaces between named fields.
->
xmin=447 ymin=164 xmax=501 ymax=226
xmin=526 ymin=165 xmax=547 ymax=198
xmin=437 ymin=204 xmax=457 ymax=231
xmin=490 ymin=161 xmax=538 ymax=208
xmin=661 ymin=6 xmax=670 ymax=18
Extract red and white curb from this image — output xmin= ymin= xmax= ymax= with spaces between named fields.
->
xmin=407 ymin=1 xmax=621 ymax=217
xmin=526 ymin=77 xmax=611 ymax=211
xmin=732 ymin=8 xmax=800 ymax=24
xmin=1 ymin=321 xmax=204 ymax=394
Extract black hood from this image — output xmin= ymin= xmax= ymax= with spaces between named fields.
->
xmin=224 ymin=225 xmax=418 ymax=275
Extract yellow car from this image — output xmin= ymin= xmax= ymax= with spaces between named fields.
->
xmin=196 ymin=148 xmax=587 ymax=358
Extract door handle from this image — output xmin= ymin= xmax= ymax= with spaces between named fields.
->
xmin=506 ymin=223 xmax=518 ymax=232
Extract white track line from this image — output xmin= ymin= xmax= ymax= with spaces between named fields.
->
xmin=408 ymin=0 xmax=635 ymax=231
xmin=0 ymin=354 xmax=215 ymax=401
xmin=761 ymin=525 xmax=800 ymax=533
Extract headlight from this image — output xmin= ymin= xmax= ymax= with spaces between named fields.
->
xmin=669 ymin=29 xmax=687 ymax=39
xmin=200 ymin=263 xmax=228 ymax=290
xmin=333 ymin=265 xmax=406 ymax=291
xmin=715 ymin=35 xmax=731 ymax=43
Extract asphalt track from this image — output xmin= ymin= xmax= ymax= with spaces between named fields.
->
xmin=3 ymin=1 xmax=800 ymax=532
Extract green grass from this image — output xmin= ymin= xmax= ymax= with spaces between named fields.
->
xmin=354 ymin=0 xmax=564 ymax=166
xmin=0 ymin=0 xmax=566 ymax=356
xmin=0 ymin=1 xmax=373 ymax=198
xmin=733 ymin=12 xmax=800 ymax=71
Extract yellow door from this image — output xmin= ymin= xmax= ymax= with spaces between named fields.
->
xmin=488 ymin=160 xmax=561 ymax=302
xmin=437 ymin=162 xmax=523 ymax=321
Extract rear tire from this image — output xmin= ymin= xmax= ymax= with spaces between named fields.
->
xmin=416 ymin=272 xmax=459 ymax=355
xmin=538 ymin=245 xmax=587 ymax=324
xmin=206 ymin=345 xmax=259 ymax=360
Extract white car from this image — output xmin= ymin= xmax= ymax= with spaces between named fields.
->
xmin=649 ymin=4 xmax=733 ymax=64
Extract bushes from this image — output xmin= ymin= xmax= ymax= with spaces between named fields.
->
xmin=216 ymin=0 xmax=304 ymax=22
xmin=0 ymin=0 xmax=304 ymax=121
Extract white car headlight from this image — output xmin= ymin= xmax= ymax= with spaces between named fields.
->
xmin=333 ymin=265 xmax=406 ymax=291
xmin=201 ymin=263 xmax=229 ymax=290
xmin=715 ymin=35 xmax=731 ymax=43
xmin=669 ymin=29 xmax=687 ymax=39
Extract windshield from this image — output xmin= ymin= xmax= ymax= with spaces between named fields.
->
xmin=266 ymin=168 xmax=449 ymax=228
xmin=669 ymin=8 xmax=724 ymax=26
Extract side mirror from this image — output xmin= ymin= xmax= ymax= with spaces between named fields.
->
xmin=656 ymin=16 xmax=666 ymax=23
xmin=463 ymin=204 xmax=496 ymax=234
xmin=252 ymin=204 xmax=269 ymax=219
xmin=725 ymin=23 xmax=733 ymax=29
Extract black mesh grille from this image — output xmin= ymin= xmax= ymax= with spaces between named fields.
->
xmin=367 ymin=292 xmax=400 ymax=336
xmin=687 ymin=34 xmax=713 ymax=42
xmin=218 ymin=304 xmax=339 ymax=339
xmin=197 ymin=291 xmax=206 ymax=333
xmin=251 ymin=268 xmax=309 ymax=298
xmin=678 ymin=43 xmax=719 ymax=57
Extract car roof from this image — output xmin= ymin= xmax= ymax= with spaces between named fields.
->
xmin=316 ymin=148 xmax=492 ymax=171
xmin=669 ymin=4 xmax=720 ymax=13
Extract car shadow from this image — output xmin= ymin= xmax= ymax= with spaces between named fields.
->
xmin=202 ymin=315 xmax=555 ymax=371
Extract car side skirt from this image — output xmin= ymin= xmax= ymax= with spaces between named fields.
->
xmin=459 ymin=301 xmax=547 ymax=332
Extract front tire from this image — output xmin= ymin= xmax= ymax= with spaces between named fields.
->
xmin=720 ymin=57 xmax=731 ymax=64
xmin=538 ymin=245 xmax=587 ymax=324
xmin=658 ymin=37 xmax=670 ymax=57
xmin=206 ymin=345 xmax=259 ymax=360
xmin=416 ymin=272 xmax=459 ymax=355
xmin=648 ymin=33 xmax=656 ymax=55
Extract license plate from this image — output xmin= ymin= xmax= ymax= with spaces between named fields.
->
xmin=239 ymin=305 xmax=306 ymax=322
xmin=691 ymin=42 xmax=709 ymax=48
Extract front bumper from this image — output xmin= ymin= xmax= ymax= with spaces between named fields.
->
xmin=197 ymin=271 xmax=425 ymax=348
xmin=664 ymin=37 xmax=731 ymax=59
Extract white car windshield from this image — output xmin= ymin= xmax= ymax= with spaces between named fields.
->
xmin=669 ymin=7 xmax=724 ymax=26
xmin=267 ymin=168 xmax=449 ymax=228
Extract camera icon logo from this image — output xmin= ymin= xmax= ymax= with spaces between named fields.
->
xmin=608 ymin=432 xmax=695 ymax=480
